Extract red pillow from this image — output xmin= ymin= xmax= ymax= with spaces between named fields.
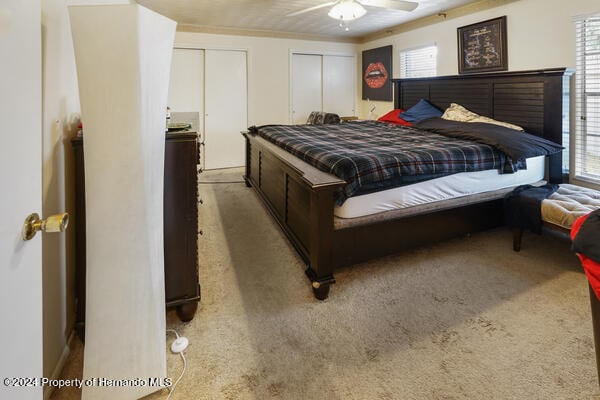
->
xmin=377 ymin=109 xmax=412 ymax=126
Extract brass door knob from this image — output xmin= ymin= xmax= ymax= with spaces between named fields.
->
xmin=22 ymin=212 xmax=69 ymax=241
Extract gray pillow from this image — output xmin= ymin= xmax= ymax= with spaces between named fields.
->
xmin=306 ymin=111 xmax=340 ymax=125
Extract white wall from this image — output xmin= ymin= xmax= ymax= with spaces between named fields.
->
xmin=358 ymin=0 xmax=600 ymax=119
xmin=175 ymin=31 xmax=357 ymax=126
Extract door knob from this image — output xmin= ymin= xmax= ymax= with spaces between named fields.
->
xmin=22 ymin=212 xmax=69 ymax=241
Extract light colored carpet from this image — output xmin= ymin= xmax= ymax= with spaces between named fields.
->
xmin=52 ymin=167 xmax=600 ymax=400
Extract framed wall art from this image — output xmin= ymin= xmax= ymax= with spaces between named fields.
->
xmin=457 ymin=16 xmax=507 ymax=74
xmin=362 ymin=45 xmax=392 ymax=101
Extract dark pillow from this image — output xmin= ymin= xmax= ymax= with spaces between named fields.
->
xmin=400 ymin=99 xmax=442 ymax=123
xmin=377 ymin=109 xmax=412 ymax=126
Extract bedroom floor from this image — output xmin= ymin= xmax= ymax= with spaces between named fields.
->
xmin=52 ymin=167 xmax=600 ymax=399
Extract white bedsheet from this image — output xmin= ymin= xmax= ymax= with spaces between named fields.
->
xmin=335 ymin=156 xmax=546 ymax=219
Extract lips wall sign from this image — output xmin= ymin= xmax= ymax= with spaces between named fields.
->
xmin=362 ymin=45 xmax=392 ymax=101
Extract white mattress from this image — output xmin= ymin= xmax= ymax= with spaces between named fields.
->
xmin=334 ymin=156 xmax=546 ymax=219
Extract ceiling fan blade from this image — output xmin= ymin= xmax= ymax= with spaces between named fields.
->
xmin=358 ymin=0 xmax=418 ymax=12
xmin=287 ymin=2 xmax=338 ymax=17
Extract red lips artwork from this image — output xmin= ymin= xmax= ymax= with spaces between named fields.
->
xmin=362 ymin=45 xmax=392 ymax=101
xmin=364 ymin=62 xmax=389 ymax=89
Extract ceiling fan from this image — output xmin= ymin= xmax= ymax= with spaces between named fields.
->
xmin=287 ymin=0 xmax=419 ymax=22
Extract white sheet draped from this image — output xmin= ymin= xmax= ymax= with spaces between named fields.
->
xmin=69 ymin=4 xmax=176 ymax=399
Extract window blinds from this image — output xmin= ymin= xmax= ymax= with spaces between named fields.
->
xmin=574 ymin=15 xmax=600 ymax=185
xmin=400 ymin=45 xmax=437 ymax=78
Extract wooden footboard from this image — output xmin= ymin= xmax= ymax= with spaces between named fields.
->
xmin=243 ymin=131 xmax=345 ymax=299
xmin=243 ymin=131 xmax=504 ymax=299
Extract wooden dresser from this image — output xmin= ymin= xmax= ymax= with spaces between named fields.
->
xmin=72 ymin=132 xmax=201 ymax=339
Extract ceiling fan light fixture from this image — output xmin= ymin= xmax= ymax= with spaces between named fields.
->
xmin=328 ymin=1 xmax=367 ymax=22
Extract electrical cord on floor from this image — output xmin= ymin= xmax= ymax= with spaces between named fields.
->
xmin=166 ymin=329 xmax=188 ymax=400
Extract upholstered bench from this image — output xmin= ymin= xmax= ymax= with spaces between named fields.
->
xmin=513 ymin=184 xmax=600 ymax=251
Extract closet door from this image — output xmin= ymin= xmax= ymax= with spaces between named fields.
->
xmin=323 ymin=55 xmax=355 ymax=117
xmin=291 ymin=53 xmax=322 ymax=124
xmin=168 ymin=48 xmax=204 ymax=131
xmin=204 ymin=49 xmax=248 ymax=169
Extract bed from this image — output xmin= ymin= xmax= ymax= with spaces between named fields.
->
xmin=242 ymin=68 xmax=573 ymax=300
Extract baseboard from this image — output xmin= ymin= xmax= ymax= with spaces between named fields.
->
xmin=43 ymin=331 xmax=75 ymax=400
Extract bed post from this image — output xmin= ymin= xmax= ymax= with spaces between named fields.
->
xmin=306 ymin=188 xmax=337 ymax=300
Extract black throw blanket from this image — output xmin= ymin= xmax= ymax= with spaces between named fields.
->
xmin=504 ymin=184 xmax=559 ymax=234
xmin=572 ymin=209 xmax=600 ymax=263
xmin=415 ymin=118 xmax=564 ymax=163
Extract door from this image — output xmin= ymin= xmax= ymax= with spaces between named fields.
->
xmin=0 ymin=1 xmax=43 ymax=400
xmin=168 ymin=48 xmax=247 ymax=170
xmin=204 ymin=49 xmax=247 ymax=169
xmin=168 ymin=48 xmax=204 ymax=136
xmin=168 ymin=48 xmax=204 ymax=114
xmin=291 ymin=53 xmax=322 ymax=124
xmin=323 ymin=55 xmax=356 ymax=117
xmin=291 ymin=53 xmax=356 ymax=124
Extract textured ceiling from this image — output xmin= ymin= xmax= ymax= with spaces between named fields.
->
xmin=137 ymin=0 xmax=482 ymax=41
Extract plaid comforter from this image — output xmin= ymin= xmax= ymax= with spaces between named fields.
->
xmin=250 ymin=120 xmax=515 ymax=204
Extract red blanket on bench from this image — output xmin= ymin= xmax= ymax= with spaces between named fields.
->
xmin=571 ymin=213 xmax=600 ymax=300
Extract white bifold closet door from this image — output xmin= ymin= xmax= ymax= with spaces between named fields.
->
xmin=168 ymin=48 xmax=247 ymax=170
xmin=291 ymin=53 xmax=356 ymax=124
xmin=291 ymin=54 xmax=322 ymax=124
xmin=204 ymin=49 xmax=247 ymax=170
xmin=168 ymin=48 xmax=204 ymax=133
xmin=323 ymin=55 xmax=355 ymax=117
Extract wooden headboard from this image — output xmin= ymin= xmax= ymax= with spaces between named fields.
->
xmin=392 ymin=68 xmax=574 ymax=182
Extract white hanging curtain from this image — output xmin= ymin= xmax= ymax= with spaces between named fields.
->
xmin=69 ymin=4 xmax=176 ymax=399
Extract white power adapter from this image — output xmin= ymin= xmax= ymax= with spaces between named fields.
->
xmin=170 ymin=336 xmax=189 ymax=353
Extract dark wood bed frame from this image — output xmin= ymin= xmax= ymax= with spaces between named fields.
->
xmin=243 ymin=68 xmax=573 ymax=300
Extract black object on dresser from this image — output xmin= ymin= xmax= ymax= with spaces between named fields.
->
xmin=72 ymin=132 xmax=201 ymax=340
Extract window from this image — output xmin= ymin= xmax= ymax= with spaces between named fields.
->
xmin=574 ymin=15 xmax=600 ymax=185
xmin=399 ymin=45 xmax=437 ymax=78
